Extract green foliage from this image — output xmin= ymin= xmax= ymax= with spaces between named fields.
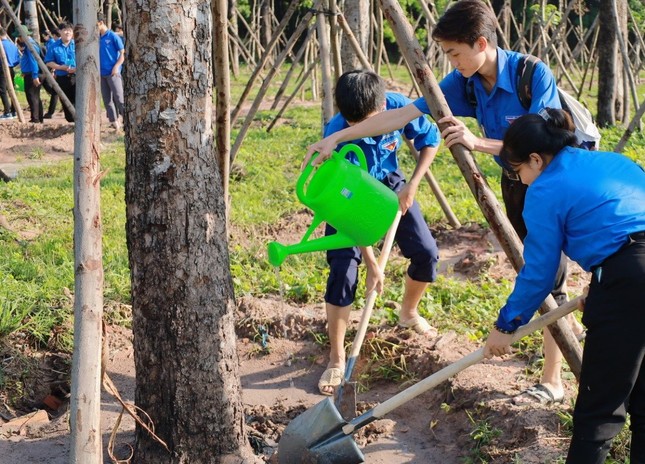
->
xmin=464 ymin=408 xmax=503 ymax=463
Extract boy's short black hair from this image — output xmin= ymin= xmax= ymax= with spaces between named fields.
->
xmin=58 ymin=21 xmax=73 ymax=31
xmin=432 ymin=0 xmax=498 ymax=47
xmin=335 ymin=70 xmax=385 ymax=123
xmin=97 ymin=13 xmax=105 ymax=23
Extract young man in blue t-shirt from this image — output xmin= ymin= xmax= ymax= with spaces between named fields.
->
xmin=306 ymin=0 xmax=583 ymax=404
xmin=315 ymin=70 xmax=441 ymax=395
xmin=97 ymin=14 xmax=125 ymax=131
xmin=45 ymin=22 xmax=76 ymax=122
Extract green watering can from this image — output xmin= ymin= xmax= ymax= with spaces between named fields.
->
xmin=267 ymin=144 xmax=399 ymax=266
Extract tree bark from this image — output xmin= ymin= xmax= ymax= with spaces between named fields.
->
xmin=596 ymin=0 xmax=618 ymax=126
xmin=123 ymin=1 xmax=256 ymax=462
xmin=340 ymin=0 xmax=369 ymax=71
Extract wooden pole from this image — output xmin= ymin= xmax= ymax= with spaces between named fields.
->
xmin=316 ymin=6 xmax=334 ymax=124
xmin=378 ymin=0 xmax=582 ymax=379
xmin=213 ymin=0 xmax=230 ymax=217
xmin=613 ymin=96 xmax=645 ymax=153
xmin=270 ymin=25 xmax=312 ymax=111
xmin=69 ymin=0 xmax=104 ymax=461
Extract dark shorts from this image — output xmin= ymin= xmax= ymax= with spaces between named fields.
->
xmin=324 ymin=170 xmax=439 ymax=307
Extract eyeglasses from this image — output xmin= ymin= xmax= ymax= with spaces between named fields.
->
xmin=503 ymin=168 xmax=520 ymax=182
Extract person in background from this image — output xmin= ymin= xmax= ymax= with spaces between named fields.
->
xmin=484 ymin=107 xmax=645 ymax=464
xmin=97 ymin=14 xmax=125 ymax=131
xmin=15 ymin=27 xmax=43 ymax=123
xmin=313 ymin=70 xmax=441 ymax=395
xmin=40 ymin=29 xmax=59 ymax=119
xmin=112 ymin=23 xmax=124 ymax=41
xmin=0 ymin=27 xmax=20 ymax=119
xmin=45 ymin=22 xmax=75 ymax=122
xmin=305 ymin=0 xmax=583 ymax=406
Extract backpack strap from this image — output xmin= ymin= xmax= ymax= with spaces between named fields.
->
xmin=462 ymin=74 xmax=477 ymax=108
xmin=516 ymin=54 xmax=541 ymax=110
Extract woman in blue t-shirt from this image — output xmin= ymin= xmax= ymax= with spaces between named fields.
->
xmin=484 ymin=108 xmax=645 ymax=464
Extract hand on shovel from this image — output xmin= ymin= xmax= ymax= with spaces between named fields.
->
xmin=483 ymin=328 xmax=514 ymax=359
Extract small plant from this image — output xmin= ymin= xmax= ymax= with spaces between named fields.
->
xmin=464 ymin=409 xmax=502 ymax=463
xmin=29 ymin=147 xmax=46 ymax=160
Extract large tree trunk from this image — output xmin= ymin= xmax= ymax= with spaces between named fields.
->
xmin=123 ymin=1 xmax=255 ymax=462
xmin=341 ymin=0 xmax=369 ymax=71
xmin=596 ymin=0 xmax=618 ymax=126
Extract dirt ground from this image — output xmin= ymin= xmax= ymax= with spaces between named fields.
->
xmin=0 ymin=115 xmax=590 ymax=463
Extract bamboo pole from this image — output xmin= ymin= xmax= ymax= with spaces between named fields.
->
xmin=316 ymin=6 xmax=333 ymax=125
xmin=378 ymin=0 xmax=583 ymax=380
xmin=333 ymin=6 xmax=371 ymax=70
xmin=69 ymin=1 xmax=104 ymax=461
xmin=613 ymin=96 xmax=645 ymax=153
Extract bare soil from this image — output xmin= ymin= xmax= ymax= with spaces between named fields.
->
xmin=0 ymin=116 xmax=590 ymax=463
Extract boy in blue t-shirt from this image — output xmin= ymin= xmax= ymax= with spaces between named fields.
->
xmin=316 ymin=70 xmax=441 ymax=395
xmin=97 ymin=14 xmax=124 ymax=130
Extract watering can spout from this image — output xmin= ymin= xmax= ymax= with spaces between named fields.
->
xmin=268 ymin=232 xmax=358 ymax=267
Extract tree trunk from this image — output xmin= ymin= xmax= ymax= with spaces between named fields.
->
xmin=123 ymin=1 xmax=255 ymax=462
xmin=69 ymin=2 xmax=103 ymax=462
xmin=23 ymin=0 xmax=40 ymax=42
xmin=340 ymin=0 xmax=369 ymax=71
xmin=596 ymin=0 xmax=618 ymax=126
xmin=228 ymin=0 xmax=240 ymax=77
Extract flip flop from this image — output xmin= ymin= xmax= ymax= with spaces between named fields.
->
xmin=398 ymin=315 xmax=438 ymax=336
xmin=318 ymin=367 xmax=344 ymax=396
xmin=512 ymin=383 xmax=564 ymax=405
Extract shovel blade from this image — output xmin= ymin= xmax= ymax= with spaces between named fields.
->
xmin=335 ymin=381 xmax=357 ymax=421
xmin=278 ymin=397 xmax=364 ymax=464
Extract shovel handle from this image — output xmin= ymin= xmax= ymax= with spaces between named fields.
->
xmin=344 ymin=210 xmax=403 ymax=381
xmin=343 ymin=296 xmax=582 ymax=435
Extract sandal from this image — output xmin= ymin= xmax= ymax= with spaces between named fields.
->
xmin=398 ymin=315 xmax=437 ymax=336
xmin=512 ymin=383 xmax=564 ymax=405
xmin=318 ymin=367 xmax=344 ymax=396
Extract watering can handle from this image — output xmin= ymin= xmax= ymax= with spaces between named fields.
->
xmin=296 ymin=144 xmax=368 ymax=204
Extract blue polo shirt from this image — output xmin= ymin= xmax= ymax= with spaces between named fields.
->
xmin=1 ymin=38 xmax=20 ymax=67
xmin=413 ymin=48 xmax=561 ymax=164
xmin=99 ymin=29 xmax=124 ymax=76
xmin=45 ymin=39 xmax=75 ymax=76
xmin=324 ymin=92 xmax=440 ymax=181
xmin=19 ymin=38 xmax=40 ymax=75
xmin=496 ymin=147 xmax=645 ymax=331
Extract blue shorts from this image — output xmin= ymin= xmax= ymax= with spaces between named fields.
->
xmin=324 ymin=170 xmax=439 ymax=307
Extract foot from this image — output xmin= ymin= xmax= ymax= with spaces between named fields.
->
xmin=512 ymin=383 xmax=564 ymax=405
xmin=318 ymin=366 xmax=344 ymax=396
xmin=398 ymin=315 xmax=438 ymax=336
xmin=43 ymin=113 xmax=53 ymax=119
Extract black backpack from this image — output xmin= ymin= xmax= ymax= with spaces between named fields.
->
xmin=464 ymin=54 xmax=600 ymax=149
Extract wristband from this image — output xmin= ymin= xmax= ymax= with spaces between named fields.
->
xmin=494 ymin=322 xmax=516 ymax=335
